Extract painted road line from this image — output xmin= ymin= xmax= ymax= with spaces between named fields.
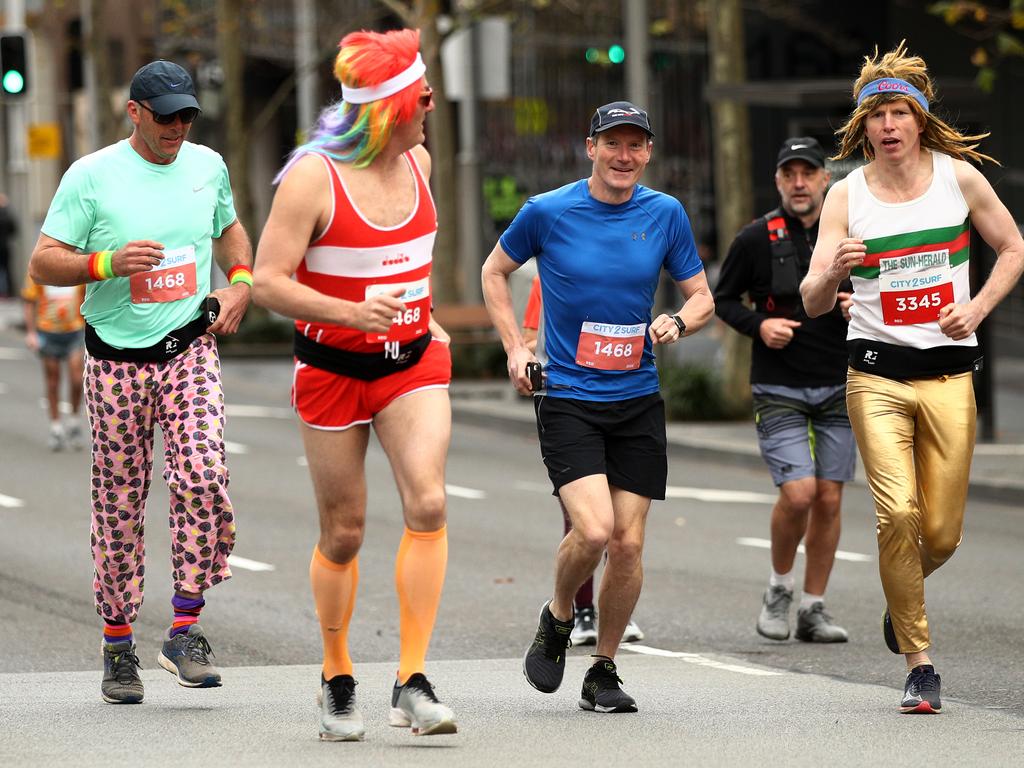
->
xmin=228 ymin=555 xmax=276 ymax=572
xmin=297 ymin=456 xmax=308 ymax=466
xmin=0 ymin=492 xmax=26 ymax=508
xmin=621 ymin=644 xmax=783 ymax=676
xmin=737 ymin=536 xmax=872 ymax=563
xmin=226 ymin=404 xmax=294 ymax=419
xmin=514 ymin=480 xmax=554 ymax=493
xmin=446 ymin=484 xmax=487 ymax=500
xmin=224 ymin=440 xmax=249 ymax=455
xmin=666 ymin=486 xmax=777 ymax=504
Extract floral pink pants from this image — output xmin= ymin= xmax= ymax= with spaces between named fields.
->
xmin=85 ymin=336 xmax=235 ymax=624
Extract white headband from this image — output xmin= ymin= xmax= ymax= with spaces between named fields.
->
xmin=341 ymin=53 xmax=426 ymax=104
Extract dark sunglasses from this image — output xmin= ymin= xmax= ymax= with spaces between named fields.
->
xmin=418 ymin=86 xmax=433 ymax=108
xmin=137 ymin=101 xmax=199 ymax=125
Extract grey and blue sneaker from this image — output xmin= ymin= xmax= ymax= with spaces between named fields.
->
xmin=795 ymin=601 xmax=849 ymax=643
xmin=157 ymin=624 xmax=222 ymax=688
xmin=318 ymin=674 xmax=365 ymax=741
xmin=101 ymin=641 xmax=144 ymax=704
xmin=389 ymin=673 xmax=457 ymax=736
xmin=579 ymin=658 xmax=637 ymax=713
xmin=756 ymin=585 xmax=793 ymax=640
xmin=900 ymin=664 xmax=942 ymax=714
xmin=523 ymin=600 xmax=574 ymax=693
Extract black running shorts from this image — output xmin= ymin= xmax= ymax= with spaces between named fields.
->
xmin=533 ymin=392 xmax=667 ymax=500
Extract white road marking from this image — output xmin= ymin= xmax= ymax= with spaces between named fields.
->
xmin=0 ymin=493 xmax=26 ymax=508
xmin=446 ymin=484 xmax=487 ymax=499
xmin=224 ymin=440 xmax=249 ymax=455
xmin=736 ymin=536 xmax=873 ymax=563
xmin=666 ymin=486 xmax=777 ymax=504
xmin=621 ymin=644 xmax=783 ymax=676
xmin=514 ymin=480 xmax=552 ymax=493
xmin=226 ymin=404 xmax=294 ymax=419
xmin=228 ymin=555 xmax=276 ymax=572
xmin=297 ymin=456 xmax=308 ymax=466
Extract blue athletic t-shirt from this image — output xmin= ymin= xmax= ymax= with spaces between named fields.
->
xmin=500 ymin=179 xmax=704 ymax=401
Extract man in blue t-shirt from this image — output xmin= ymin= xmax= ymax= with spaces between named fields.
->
xmin=481 ymin=101 xmax=714 ymax=714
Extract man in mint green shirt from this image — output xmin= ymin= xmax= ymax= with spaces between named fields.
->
xmin=28 ymin=60 xmax=253 ymax=705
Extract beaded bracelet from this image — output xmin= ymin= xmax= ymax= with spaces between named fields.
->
xmin=228 ymin=265 xmax=253 ymax=287
xmin=87 ymin=251 xmax=115 ymax=281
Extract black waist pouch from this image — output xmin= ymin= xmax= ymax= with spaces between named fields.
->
xmin=294 ymin=331 xmax=431 ymax=381
xmin=85 ymin=314 xmax=209 ymax=363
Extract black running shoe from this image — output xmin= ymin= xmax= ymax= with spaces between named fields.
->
xmin=523 ymin=601 xmax=574 ymax=693
xmin=101 ymin=641 xmax=144 ymax=704
xmin=882 ymin=609 xmax=900 ymax=654
xmin=579 ymin=658 xmax=637 ymax=713
xmin=900 ymin=664 xmax=942 ymax=714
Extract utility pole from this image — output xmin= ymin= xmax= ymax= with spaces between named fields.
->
xmin=3 ymin=0 xmax=32 ymax=290
xmin=294 ymin=0 xmax=316 ymax=140
xmin=81 ymin=0 xmax=99 ymax=152
xmin=456 ymin=8 xmax=482 ymax=303
xmin=623 ymin=0 xmax=648 ymax=110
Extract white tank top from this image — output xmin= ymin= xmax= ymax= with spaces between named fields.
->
xmin=846 ymin=151 xmax=976 ymax=349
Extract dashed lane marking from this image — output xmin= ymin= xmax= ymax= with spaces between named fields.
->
xmin=0 ymin=493 xmax=26 ymax=508
xmin=446 ymin=484 xmax=487 ymax=499
xmin=227 ymin=555 xmax=276 ymax=572
xmin=224 ymin=441 xmax=249 ymax=455
xmin=736 ymin=536 xmax=873 ymax=563
xmin=621 ymin=644 xmax=783 ymax=676
xmin=225 ymin=404 xmax=294 ymax=419
xmin=665 ymin=486 xmax=777 ymax=504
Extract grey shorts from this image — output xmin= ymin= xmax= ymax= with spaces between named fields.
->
xmin=751 ymin=383 xmax=856 ymax=487
xmin=38 ymin=330 xmax=84 ymax=359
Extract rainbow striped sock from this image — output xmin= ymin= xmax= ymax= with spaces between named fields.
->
xmin=103 ymin=621 xmax=133 ymax=646
xmin=169 ymin=594 xmax=205 ymax=638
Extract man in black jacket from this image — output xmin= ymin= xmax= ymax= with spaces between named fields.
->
xmin=714 ymin=137 xmax=854 ymax=644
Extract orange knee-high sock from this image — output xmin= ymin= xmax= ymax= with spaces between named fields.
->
xmin=395 ymin=525 xmax=448 ymax=684
xmin=310 ymin=546 xmax=358 ymax=680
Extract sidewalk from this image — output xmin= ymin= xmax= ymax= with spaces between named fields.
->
xmin=450 ymin=375 xmax=1024 ymax=506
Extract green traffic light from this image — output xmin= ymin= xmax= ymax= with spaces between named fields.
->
xmin=2 ymin=70 xmax=24 ymax=94
xmin=609 ymin=44 xmax=625 ymax=64
xmin=585 ymin=47 xmax=599 ymax=64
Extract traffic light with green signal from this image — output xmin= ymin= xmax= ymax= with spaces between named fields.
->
xmin=1 ymin=33 xmax=29 ymax=96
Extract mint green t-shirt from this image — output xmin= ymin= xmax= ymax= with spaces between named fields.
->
xmin=41 ymin=140 xmax=236 ymax=349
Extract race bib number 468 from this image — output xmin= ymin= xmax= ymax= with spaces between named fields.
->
xmin=365 ymin=278 xmax=431 ymax=344
xmin=130 ymin=245 xmax=198 ymax=304
xmin=878 ymin=249 xmax=954 ymax=326
xmin=575 ymin=321 xmax=646 ymax=371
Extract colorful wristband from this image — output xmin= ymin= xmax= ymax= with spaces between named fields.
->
xmin=87 ymin=251 xmax=115 ymax=281
xmin=228 ymin=265 xmax=253 ymax=287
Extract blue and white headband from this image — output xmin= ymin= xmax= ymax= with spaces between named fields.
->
xmin=856 ymin=77 xmax=929 ymax=112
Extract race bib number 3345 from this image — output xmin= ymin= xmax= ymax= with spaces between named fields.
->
xmin=878 ymin=249 xmax=954 ymax=326
xmin=575 ymin=321 xmax=646 ymax=371
xmin=129 ymin=245 xmax=198 ymax=304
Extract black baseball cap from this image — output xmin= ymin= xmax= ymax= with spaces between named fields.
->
xmin=129 ymin=61 xmax=201 ymax=115
xmin=588 ymin=101 xmax=654 ymax=138
xmin=776 ymin=137 xmax=825 ymax=168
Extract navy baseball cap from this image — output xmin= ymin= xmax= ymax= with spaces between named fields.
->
xmin=129 ymin=61 xmax=200 ymax=115
xmin=589 ymin=101 xmax=654 ymax=138
xmin=776 ymin=137 xmax=825 ymax=168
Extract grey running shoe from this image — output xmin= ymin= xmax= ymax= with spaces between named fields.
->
xmin=389 ymin=673 xmax=457 ymax=736
xmin=101 ymin=641 xmax=144 ymax=704
xmin=157 ymin=625 xmax=222 ymax=688
xmin=795 ymin=601 xmax=849 ymax=643
xmin=579 ymin=658 xmax=637 ymax=713
xmin=66 ymin=422 xmax=85 ymax=451
xmin=318 ymin=674 xmax=365 ymax=741
xmin=882 ymin=608 xmax=900 ymax=654
xmin=523 ymin=601 xmax=574 ymax=693
xmin=47 ymin=424 xmax=65 ymax=452
xmin=622 ymin=617 xmax=645 ymax=643
xmin=900 ymin=664 xmax=941 ymax=714
xmin=756 ymin=585 xmax=793 ymax=640
xmin=570 ymin=606 xmax=598 ymax=646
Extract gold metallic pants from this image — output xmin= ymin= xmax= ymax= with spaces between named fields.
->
xmin=846 ymin=368 xmax=975 ymax=653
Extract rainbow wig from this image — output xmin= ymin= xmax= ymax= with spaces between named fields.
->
xmin=276 ymin=28 xmax=424 ymax=181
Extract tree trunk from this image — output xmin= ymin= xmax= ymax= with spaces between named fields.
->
xmin=217 ymin=0 xmax=254 ymax=234
xmin=707 ymin=2 xmax=753 ymax=413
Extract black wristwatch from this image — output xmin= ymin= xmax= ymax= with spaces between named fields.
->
xmin=670 ymin=314 xmax=686 ymax=336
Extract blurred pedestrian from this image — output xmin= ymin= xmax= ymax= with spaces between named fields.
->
xmin=802 ymin=41 xmax=1024 ymax=714
xmin=715 ymin=137 xmax=854 ymax=645
xmin=28 ymin=59 xmax=253 ymax=705
xmin=253 ymin=28 xmax=456 ymax=741
xmin=0 ymin=192 xmax=16 ymax=296
xmin=21 ymin=273 xmax=86 ymax=450
xmin=482 ymin=101 xmax=714 ymax=713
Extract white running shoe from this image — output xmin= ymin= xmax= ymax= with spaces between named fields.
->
xmin=389 ymin=673 xmax=457 ymax=736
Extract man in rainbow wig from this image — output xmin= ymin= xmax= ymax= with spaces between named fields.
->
xmin=254 ymin=28 xmax=457 ymax=741
xmin=802 ymin=41 xmax=1023 ymax=714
